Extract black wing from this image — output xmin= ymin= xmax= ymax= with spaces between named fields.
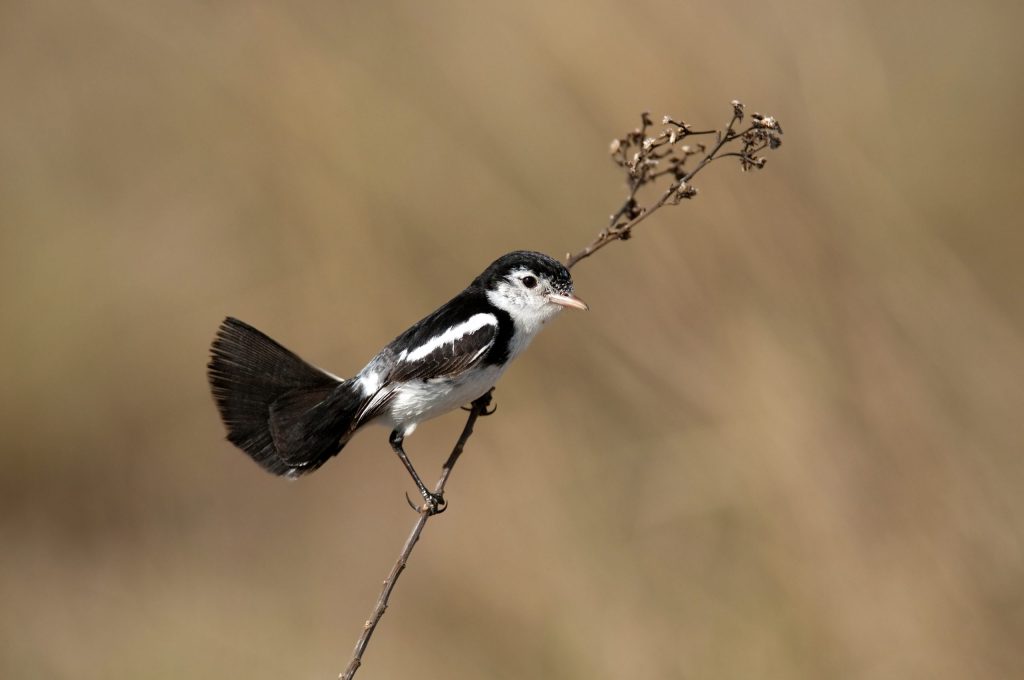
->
xmin=353 ymin=314 xmax=497 ymax=426
xmin=388 ymin=312 xmax=498 ymax=383
xmin=352 ymin=290 xmax=503 ymax=426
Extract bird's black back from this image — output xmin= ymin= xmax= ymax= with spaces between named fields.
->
xmin=382 ymin=286 xmax=515 ymax=368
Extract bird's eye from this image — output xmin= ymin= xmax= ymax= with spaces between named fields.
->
xmin=521 ymin=275 xmax=538 ymax=289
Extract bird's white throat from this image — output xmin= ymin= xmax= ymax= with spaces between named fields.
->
xmin=485 ymin=283 xmax=563 ymax=359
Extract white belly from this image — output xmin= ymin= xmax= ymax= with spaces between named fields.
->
xmin=375 ymin=364 xmax=506 ymax=434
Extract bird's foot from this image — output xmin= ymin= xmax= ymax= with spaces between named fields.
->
xmin=462 ymin=393 xmax=497 ymax=416
xmin=404 ymin=490 xmax=448 ymax=515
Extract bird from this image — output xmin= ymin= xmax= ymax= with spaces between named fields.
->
xmin=207 ymin=250 xmax=587 ymax=513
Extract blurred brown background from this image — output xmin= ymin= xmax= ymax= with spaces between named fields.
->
xmin=2 ymin=1 xmax=1022 ymax=678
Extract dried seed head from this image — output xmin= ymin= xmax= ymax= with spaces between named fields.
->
xmin=678 ymin=181 xmax=697 ymax=196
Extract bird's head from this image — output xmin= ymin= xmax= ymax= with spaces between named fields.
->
xmin=476 ymin=251 xmax=587 ymax=332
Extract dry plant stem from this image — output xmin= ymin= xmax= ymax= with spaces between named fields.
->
xmin=340 ymin=390 xmax=493 ymax=680
xmin=337 ymin=101 xmax=782 ymax=679
xmin=565 ymin=103 xmax=781 ymax=269
xmin=564 ymin=118 xmax=734 ymax=269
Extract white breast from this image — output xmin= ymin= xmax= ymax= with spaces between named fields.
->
xmin=375 ymin=363 xmax=507 ymax=435
xmin=366 ymin=296 xmax=558 ymax=435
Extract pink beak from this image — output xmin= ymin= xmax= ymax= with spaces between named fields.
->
xmin=547 ymin=292 xmax=589 ymax=311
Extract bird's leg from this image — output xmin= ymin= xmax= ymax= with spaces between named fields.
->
xmin=388 ymin=430 xmax=446 ymax=515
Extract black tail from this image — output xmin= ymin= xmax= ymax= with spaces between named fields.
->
xmin=207 ymin=317 xmax=364 ymax=477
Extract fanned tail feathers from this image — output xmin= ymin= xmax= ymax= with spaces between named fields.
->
xmin=207 ymin=317 xmax=363 ymax=476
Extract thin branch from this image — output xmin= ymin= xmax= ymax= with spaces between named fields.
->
xmin=340 ymin=390 xmax=494 ymax=680
xmin=565 ymin=101 xmax=782 ymax=269
xmin=337 ymin=99 xmax=782 ymax=679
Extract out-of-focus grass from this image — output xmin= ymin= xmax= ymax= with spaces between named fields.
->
xmin=1 ymin=1 xmax=1022 ymax=678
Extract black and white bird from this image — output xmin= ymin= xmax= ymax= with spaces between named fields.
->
xmin=207 ymin=250 xmax=587 ymax=512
